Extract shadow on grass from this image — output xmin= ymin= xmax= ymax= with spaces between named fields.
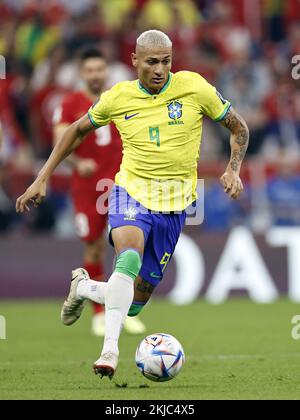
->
xmin=111 ymin=383 xmax=202 ymax=391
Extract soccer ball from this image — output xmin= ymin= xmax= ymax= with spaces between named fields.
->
xmin=135 ymin=333 xmax=185 ymax=382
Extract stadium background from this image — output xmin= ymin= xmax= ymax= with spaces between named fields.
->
xmin=1 ymin=0 xmax=300 ymax=303
xmin=1 ymin=0 xmax=300 ymax=401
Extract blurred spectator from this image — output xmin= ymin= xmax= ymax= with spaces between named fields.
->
xmin=202 ymin=0 xmax=253 ymax=61
xmin=0 ymin=75 xmax=30 ymax=165
xmin=0 ymin=169 xmax=15 ymax=233
xmin=203 ymin=178 xmax=250 ymax=231
xmin=0 ymin=121 xmax=2 ymax=150
xmin=139 ymin=0 xmax=199 ymax=31
xmin=29 ymin=82 xmax=68 ymax=158
xmin=99 ymin=0 xmax=135 ymax=30
xmin=117 ymin=8 xmax=142 ymax=67
xmin=217 ymin=42 xmax=273 ymax=155
xmin=286 ymin=22 xmax=300 ymax=57
xmin=0 ymin=122 xmax=15 ymax=232
xmin=30 ymin=43 xmax=77 ymax=92
xmin=267 ymin=154 xmax=300 ymax=225
xmin=59 ymin=0 xmax=96 ymax=17
xmin=98 ymin=39 xmax=135 ymax=88
xmin=262 ymin=76 xmax=300 ymax=161
xmin=14 ymin=11 xmax=61 ymax=67
xmin=263 ymin=0 xmax=286 ymax=42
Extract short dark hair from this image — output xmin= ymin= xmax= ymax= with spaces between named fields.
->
xmin=80 ymin=47 xmax=105 ymax=62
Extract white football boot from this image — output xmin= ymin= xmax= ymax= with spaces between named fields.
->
xmin=61 ymin=268 xmax=89 ymax=326
xmin=93 ymin=352 xmax=119 ymax=380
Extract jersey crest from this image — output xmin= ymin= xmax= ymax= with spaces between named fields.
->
xmin=167 ymin=100 xmax=183 ymax=120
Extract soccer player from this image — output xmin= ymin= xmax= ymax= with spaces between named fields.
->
xmin=16 ymin=30 xmax=249 ymax=379
xmin=52 ymin=48 xmax=146 ymax=337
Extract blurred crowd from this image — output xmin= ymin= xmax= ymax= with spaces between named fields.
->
xmin=0 ymin=0 xmax=300 ymax=235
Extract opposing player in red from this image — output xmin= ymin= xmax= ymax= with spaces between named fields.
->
xmin=53 ymin=48 xmax=146 ymax=336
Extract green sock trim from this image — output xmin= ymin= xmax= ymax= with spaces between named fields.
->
xmin=128 ymin=303 xmax=144 ymax=317
xmin=115 ymin=249 xmax=142 ymax=280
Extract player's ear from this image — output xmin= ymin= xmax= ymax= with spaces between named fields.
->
xmin=131 ymin=53 xmax=138 ymax=68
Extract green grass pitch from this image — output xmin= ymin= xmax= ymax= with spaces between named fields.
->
xmin=0 ymin=299 xmax=300 ymax=400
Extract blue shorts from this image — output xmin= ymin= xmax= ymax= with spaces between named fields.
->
xmin=108 ymin=185 xmax=186 ymax=286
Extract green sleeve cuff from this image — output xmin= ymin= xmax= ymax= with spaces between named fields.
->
xmin=88 ymin=112 xmax=101 ymax=128
xmin=214 ymin=103 xmax=232 ymax=122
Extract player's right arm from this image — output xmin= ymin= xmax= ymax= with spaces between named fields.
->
xmin=53 ymin=123 xmax=97 ymax=177
xmin=53 ymin=123 xmax=80 ymax=169
xmin=16 ymin=85 xmax=114 ymax=213
xmin=16 ymin=115 xmax=95 ymax=213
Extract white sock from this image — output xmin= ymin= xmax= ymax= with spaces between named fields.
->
xmin=102 ymin=272 xmax=134 ymax=356
xmin=77 ymin=279 xmax=107 ymax=304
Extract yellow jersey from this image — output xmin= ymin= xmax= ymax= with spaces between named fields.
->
xmin=88 ymin=71 xmax=231 ymax=212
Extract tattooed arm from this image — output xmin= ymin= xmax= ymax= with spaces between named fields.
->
xmin=219 ymin=107 xmax=249 ymax=200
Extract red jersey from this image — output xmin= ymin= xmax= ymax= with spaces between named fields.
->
xmin=53 ymin=91 xmax=122 ymax=195
xmin=31 ymin=85 xmax=67 ymax=155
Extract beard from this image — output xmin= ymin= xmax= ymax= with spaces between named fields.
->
xmin=87 ymin=81 xmax=104 ymax=95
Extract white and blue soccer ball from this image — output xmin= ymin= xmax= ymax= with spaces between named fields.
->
xmin=135 ymin=333 xmax=185 ymax=382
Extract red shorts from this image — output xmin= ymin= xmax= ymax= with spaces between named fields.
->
xmin=72 ymin=192 xmax=108 ymax=243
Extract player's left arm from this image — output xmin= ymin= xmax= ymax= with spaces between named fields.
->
xmin=219 ymin=107 xmax=250 ymax=200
